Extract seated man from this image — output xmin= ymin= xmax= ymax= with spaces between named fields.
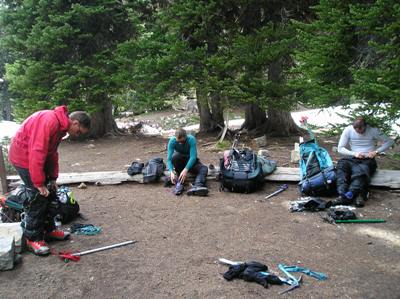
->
xmin=333 ymin=117 xmax=394 ymax=207
xmin=9 ymin=106 xmax=91 ymax=255
xmin=166 ymin=128 xmax=208 ymax=196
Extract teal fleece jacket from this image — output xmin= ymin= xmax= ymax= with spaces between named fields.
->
xmin=167 ymin=135 xmax=197 ymax=171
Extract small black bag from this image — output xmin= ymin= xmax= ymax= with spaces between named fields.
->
xmin=127 ymin=161 xmax=145 ymax=176
xmin=142 ymin=157 xmax=166 ymax=183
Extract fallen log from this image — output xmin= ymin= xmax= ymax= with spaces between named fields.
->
xmin=6 ymin=167 xmax=400 ymax=189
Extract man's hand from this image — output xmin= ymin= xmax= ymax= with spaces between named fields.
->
xmin=366 ymin=151 xmax=378 ymax=159
xmin=354 ymin=152 xmax=365 ymax=159
xmin=38 ymin=186 xmax=50 ymax=197
xmin=170 ymin=171 xmax=177 ymax=184
xmin=49 ymin=180 xmax=58 ymax=191
xmin=178 ymin=168 xmax=189 ymax=183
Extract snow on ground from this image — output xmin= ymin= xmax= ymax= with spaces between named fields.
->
xmin=2 ymin=104 xmax=399 ymax=142
xmin=0 ymin=121 xmax=20 ymax=142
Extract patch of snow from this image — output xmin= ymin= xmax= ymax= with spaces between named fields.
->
xmin=0 ymin=121 xmax=20 ymax=142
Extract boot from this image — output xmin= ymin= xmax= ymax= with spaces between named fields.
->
xmin=45 ymin=229 xmax=71 ymax=241
xmin=355 ymin=191 xmax=369 ymax=207
xmin=26 ymin=239 xmax=50 ymax=256
xmin=187 ymin=184 xmax=209 ymax=196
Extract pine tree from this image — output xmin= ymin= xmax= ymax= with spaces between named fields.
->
xmin=1 ymin=0 xmax=137 ymax=136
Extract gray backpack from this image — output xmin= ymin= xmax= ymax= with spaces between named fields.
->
xmin=142 ymin=157 xmax=166 ymax=183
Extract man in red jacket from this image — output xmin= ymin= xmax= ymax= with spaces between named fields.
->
xmin=9 ymin=106 xmax=91 ymax=255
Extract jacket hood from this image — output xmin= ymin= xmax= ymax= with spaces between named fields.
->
xmin=54 ymin=105 xmax=70 ymax=132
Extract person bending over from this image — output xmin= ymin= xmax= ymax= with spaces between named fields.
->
xmin=9 ymin=106 xmax=90 ymax=255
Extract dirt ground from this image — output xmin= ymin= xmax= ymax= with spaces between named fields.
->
xmin=1 ymin=133 xmax=399 ymax=299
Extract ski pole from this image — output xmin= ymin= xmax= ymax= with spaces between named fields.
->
xmin=335 ymin=219 xmax=386 ymax=223
xmin=59 ymin=240 xmax=137 ymax=262
xmin=265 ymin=184 xmax=288 ymax=199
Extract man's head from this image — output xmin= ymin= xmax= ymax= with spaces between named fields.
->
xmin=353 ymin=117 xmax=367 ymax=134
xmin=68 ymin=111 xmax=91 ymax=137
xmin=175 ymin=127 xmax=187 ymax=144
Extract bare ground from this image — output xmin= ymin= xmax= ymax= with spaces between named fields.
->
xmin=1 ymin=134 xmax=399 ymax=299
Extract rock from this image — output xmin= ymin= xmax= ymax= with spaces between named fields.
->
xmin=0 ymin=236 xmax=15 ymax=271
xmin=86 ymin=144 xmax=95 ymax=149
xmin=254 ymin=135 xmax=267 ymax=148
xmin=77 ymin=182 xmax=87 ymax=189
xmin=290 ymin=142 xmax=300 ymax=162
xmin=0 ymin=222 xmax=23 ymax=253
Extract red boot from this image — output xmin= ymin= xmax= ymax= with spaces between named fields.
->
xmin=26 ymin=239 xmax=50 ymax=256
xmin=46 ymin=229 xmax=71 ymax=241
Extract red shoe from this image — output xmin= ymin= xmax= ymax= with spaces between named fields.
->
xmin=46 ymin=229 xmax=71 ymax=241
xmin=26 ymin=239 xmax=50 ymax=256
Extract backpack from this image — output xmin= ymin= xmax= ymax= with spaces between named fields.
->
xmin=0 ymin=185 xmax=32 ymax=222
xmin=52 ymin=186 xmax=80 ymax=223
xmin=0 ymin=185 xmax=79 ymax=224
xmin=142 ymin=157 xmax=166 ymax=183
xmin=298 ymin=135 xmax=336 ymax=196
xmin=220 ymin=148 xmax=264 ymax=193
xmin=127 ymin=161 xmax=145 ymax=176
xmin=258 ymin=156 xmax=277 ymax=176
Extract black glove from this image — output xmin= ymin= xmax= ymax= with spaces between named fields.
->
xmin=223 ymin=264 xmax=246 ymax=281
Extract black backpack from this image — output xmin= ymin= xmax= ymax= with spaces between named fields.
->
xmin=220 ymin=149 xmax=264 ymax=193
xmin=142 ymin=157 xmax=166 ymax=183
xmin=0 ymin=185 xmax=79 ymax=224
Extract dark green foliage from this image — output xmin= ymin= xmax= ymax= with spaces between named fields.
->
xmin=293 ymin=0 xmax=399 ymax=134
xmin=1 ymin=0 xmax=137 ymax=122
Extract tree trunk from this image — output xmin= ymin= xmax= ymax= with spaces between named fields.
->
xmin=1 ymin=81 xmax=12 ymax=121
xmin=263 ymin=60 xmax=300 ymax=136
xmin=265 ymin=107 xmax=300 ymax=136
xmin=210 ymin=92 xmax=224 ymax=126
xmin=241 ymin=103 xmax=267 ymax=133
xmin=196 ymin=88 xmax=217 ymax=133
xmin=88 ymin=98 xmax=120 ymax=138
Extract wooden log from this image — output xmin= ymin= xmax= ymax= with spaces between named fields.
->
xmin=0 ymin=145 xmax=8 ymax=194
xmin=7 ymin=167 xmax=400 ymax=189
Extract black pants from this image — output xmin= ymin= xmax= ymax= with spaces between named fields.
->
xmin=14 ymin=166 xmax=55 ymax=241
xmin=172 ymin=153 xmax=208 ymax=186
xmin=336 ymin=158 xmax=377 ymax=199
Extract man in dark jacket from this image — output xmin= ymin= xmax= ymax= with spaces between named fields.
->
xmin=9 ymin=106 xmax=90 ymax=255
xmin=166 ymin=128 xmax=208 ymax=196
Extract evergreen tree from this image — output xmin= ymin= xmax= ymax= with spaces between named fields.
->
xmin=293 ymin=0 xmax=399 ymax=134
xmin=0 ymin=0 xmax=137 ymax=136
xmin=349 ymin=0 xmax=400 ymax=132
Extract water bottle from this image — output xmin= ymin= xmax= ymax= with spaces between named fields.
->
xmin=54 ymin=214 xmax=62 ymax=229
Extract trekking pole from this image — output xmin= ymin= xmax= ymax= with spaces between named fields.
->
xmin=59 ymin=240 xmax=137 ymax=262
xmin=265 ymin=184 xmax=288 ymax=199
xmin=335 ymin=219 xmax=386 ymax=224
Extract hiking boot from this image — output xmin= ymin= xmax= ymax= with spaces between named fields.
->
xmin=331 ymin=196 xmax=353 ymax=206
xmin=26 ymin=239 xmax=50 ymax=256
xmin=187 ymin=185 xmax=209 ymax=196
xmin=174 ymin=182 xmax=184 ymax=195
xmin=355 ymin=192 xmax=369 ymax=208
xmin=45 ymin=229 xmax=71 ymax=241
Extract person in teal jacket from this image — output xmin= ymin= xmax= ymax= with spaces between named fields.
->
xmin=166 ymin=128 xmax=208 ymax=196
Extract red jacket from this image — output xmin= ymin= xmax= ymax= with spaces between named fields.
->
xmin=9 ymin=106 xmax=70 ymax=188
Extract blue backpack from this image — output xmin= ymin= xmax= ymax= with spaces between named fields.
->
xmin=298 ymin=128 xmax=336 ymax=196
